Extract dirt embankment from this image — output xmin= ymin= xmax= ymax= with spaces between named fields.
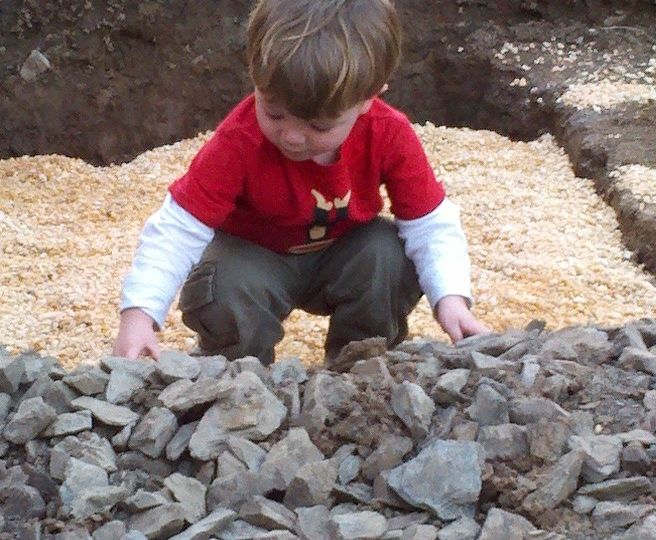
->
xmin=1 ymin=0 xmax=653 ymax=164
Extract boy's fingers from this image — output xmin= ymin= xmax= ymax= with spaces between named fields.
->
xmin=443 ymin=321 xmax=463 ymax=343
xmin=148 ymin=342 xmax=161 ymax=361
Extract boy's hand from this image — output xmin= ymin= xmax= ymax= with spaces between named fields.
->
xmin=434 ymin=295 xmax=490 ymax=344
xmin=112 ymin=308 xmax=161 ymax=360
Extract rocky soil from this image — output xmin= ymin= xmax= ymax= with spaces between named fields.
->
xmin=2 ymin=321 xmax=656 ymax=539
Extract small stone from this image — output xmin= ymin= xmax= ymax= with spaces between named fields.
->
xmin=20 ymin=49 xmax=51 ymax=81
xmin=329 ymin=510 xmax=387 ymax=540
xmin=166 ymin=422 xmax=198 ymax=461
xmin=401 ymin=524 xmax=439 ymax=540
xmin=478 ymin=508 xmax=535 ymax=540
xmin=437 ymin=516 xmax=480 ymax=540
xmin=271 ymin=357 xmax=308 ymax=385
xmin=572 ymin=495 xmax=598 ymax=514
xmin=92 ymin=520 xmax=127 ymax=540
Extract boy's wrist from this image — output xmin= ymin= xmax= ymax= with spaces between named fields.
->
xmin=120 ymin=307 xmax=158 ymax=330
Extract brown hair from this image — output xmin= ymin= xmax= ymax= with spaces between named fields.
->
xmin=247 ymin=0 xmax=401 ymax=119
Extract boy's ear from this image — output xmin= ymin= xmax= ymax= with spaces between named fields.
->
xmin=359 ymin=98 xmax=375 ymax=115
xmin=359 ymin=84 xmax=388 ymax=115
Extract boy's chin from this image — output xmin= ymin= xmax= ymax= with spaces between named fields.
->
xmin=280 ymin=149 xmax=311 ymax=161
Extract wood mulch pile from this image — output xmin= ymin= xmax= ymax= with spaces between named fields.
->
xmin=1 ymin=123 xmax=655 ymax=370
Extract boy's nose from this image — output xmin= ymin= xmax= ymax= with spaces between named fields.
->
xmin=281 ymin=128 xmax=306 ymax=147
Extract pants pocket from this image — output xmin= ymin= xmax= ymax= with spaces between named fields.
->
xmin=178 ymin=262 xmax=216 ymax=315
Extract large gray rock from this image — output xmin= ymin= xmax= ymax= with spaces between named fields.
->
xmin=207 ymin=470 xmax=270 ymax=511
xmin=362 ymin=435 xmax=413 ymax=481
xmin=168 ymin=508 xmax=237 ymax=540
xmin=592 ymin=501 xmax=654 ymax=534
xmin=42 ymin=410 xmax=93 ymax=437
xmin=577 ymin=476 xmax=653 ymax=501
xmin=283 ymin=459 xmax=338 ymax=508
xmin=0 ymin=354 xmax=25 ymax=394
xmin=386 ymin=440 xmax=483 ymax=520
xmin=477 ymin=424 xmax=528 ymax=460
xmin=391 ymin=381 xmax=436 ymax=438
xmin=522 ymin=449 xmax=584 ymax=516
xmin=299 ymin=372 xmax=358 ymax=436
xmin=568 ymin=434 xmax=622 ymax=482
xmin=70 ymin=484 xmax=130 ymax=519
xmin=157 ymin=351 xmax=201 ymax=382
xmin=159 ymin=378 xmax=227 ymax=412
xmin=539 ymin=327 xmax=613 ymax=365
xmin=71 ymin=396 xmax=139 ymax=426
xmin=106 ymin=368 xmax=145 ymax=404
xmin=50 ymin=432 xmax=117 ymax=480
xmin=467 ymin=385 xmax=509 ymax=427
xmin=295 ymin=505 xmax=332 ymax=540
xmin=59 ymin=457 xmax=109 ymax=506
xmin=526 ymin=419 xmax=569 ymax=462
xmin=436 ymin=517 xmax=480 ymax=540
xmin=62 ymin=366 xmax=109 ymax=395
xmin=3 ymin=396 xmax=57 ymax=443
xmin=128 ymin=407 xmax=178 ymax=458
xmin=101 ymin=356 xmax=158 ymax=381
xmin=620 ymin=513 xmax=656 ymax=540
xmin=189 ymin=372 xmax=287 ymax=460
xmin=130 ymin=503 xmax=187 ymax=539
xmin=508 ymin=398 xmax=569 ymax=425
xmin=259 ymin=428 xmax=324 ymax=490
xmin=239 ymin=495 xmax=297 ymax=531
xmin=227 ymin=436 xmax=267 ymax=472
xmin=164 ymin=473 xmax=207 ymax=524
xmin=166 ymin=422 xmax=199 ymax=461
xmin=477 ymin=508 xmax=536 ymax=540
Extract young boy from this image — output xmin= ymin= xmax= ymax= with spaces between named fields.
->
xmin=113 ymin=0 xmax=488 ymax=365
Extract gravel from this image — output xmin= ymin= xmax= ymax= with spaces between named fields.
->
xmin=1 ymin=126 xmax=655 ymax=369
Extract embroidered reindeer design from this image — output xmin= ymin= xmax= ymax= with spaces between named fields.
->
xmin=309 ymin=188 xmax=351 ymax=241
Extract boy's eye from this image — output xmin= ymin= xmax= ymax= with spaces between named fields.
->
xmin=311 ymin=124 xmax=333 ymax=133
xmin=266 ymin=112 xmax=284 ymax=120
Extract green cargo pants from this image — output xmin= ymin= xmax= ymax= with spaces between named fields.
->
xmin=178 ymin=218 xmax=422 ymax=365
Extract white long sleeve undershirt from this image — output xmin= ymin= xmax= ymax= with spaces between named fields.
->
xmin=120 ymin=194 xmax=472 ymax=328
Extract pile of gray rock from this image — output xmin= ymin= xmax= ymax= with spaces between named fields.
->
xmin=1 ymin=318 xmax=656 ymax=540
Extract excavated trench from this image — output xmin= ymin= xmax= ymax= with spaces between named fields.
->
xmin=2 ymin=2 xmax=656 ymax=538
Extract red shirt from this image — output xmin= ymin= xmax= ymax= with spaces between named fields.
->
xmin=169 ymin=94 xmax=445 ymax=254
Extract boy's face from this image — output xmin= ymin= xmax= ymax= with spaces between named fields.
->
xmin=254 ymin=89 xmax=372 ymax=165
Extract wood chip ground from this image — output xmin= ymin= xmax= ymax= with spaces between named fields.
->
xmin=2 ymin=125 xmax=655 ymax=369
